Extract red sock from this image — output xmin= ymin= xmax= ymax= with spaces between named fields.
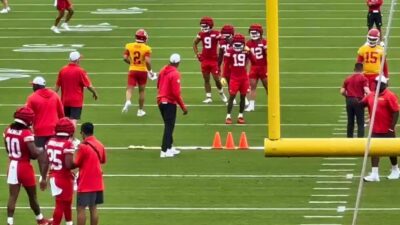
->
xmin=63 ymin=200 xmax=73 ymax=222
xmin=52 ymin=199 xmax=64 ymax=225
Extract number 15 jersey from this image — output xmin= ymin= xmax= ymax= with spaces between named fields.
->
xmin=125 ymin=42 xmax=152 ymax=72
xmin=357 ymin=44 xmax=385 ymax=76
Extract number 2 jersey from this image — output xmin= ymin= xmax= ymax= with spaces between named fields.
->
xmin=196 ymin=30 xmax=221 ymax=61
xmin=124 ymin=42 xmax=152 ymax=72
xmin=3 ymin=127 xmax=34 ymax=162
xmin=357 ymin=44 xmax=388 ymax=76
xmin=46 ymin=137 xmax=75 ymax=178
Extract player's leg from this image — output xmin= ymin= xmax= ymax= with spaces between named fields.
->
xmin=7 ymin=184 xmax=21 ymax=225
xmin=211 ymin=62 xmax=227 ymax=103
xmin=61 ymin=5 xmax=74 ymax=31
xmin=76 ymin=192 xmax=88 ymax=225
xmin=64 ymin=200 xmax=73 ymax=225
xmin=51 ymin=10 xmax=65 ymax=33
xmin=24 ymin=186 xmax=50 ymax=224
xmin=364 ymin=133 xmax=381 ymax=182
xmin=137 ymin=72 xmax=148 ymax=116
xmin=246 ymin=78 xmax=258 ymax=112
xmin=52 ymin=199 xmax=64 ymax=225
xmin=76 ymin=206 xmax=86 ymax=225
xmin=346 ymin=98 xmax=355 ymax=138
xmin=123 ymin=72 xmax=136 ymax=113
xmin=202 ymin=72 xmax=212 ymax=103
xmin=354 ymin=101 xmax=365 ymax=138
xmin=89 ymin=205 xmax=99 ymax=225
xmin=225 ymin=94 xmax=235 ymax=124
xmin=367 ymin=12 xmax=373 ymax=31
xmin=376 ymin=12 xmax=382 ymax=32
xmin=237 ymin=94 xmax=246 ymax=124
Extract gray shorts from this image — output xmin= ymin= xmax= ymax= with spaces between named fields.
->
xmin=77 ymin=191 xmax=104 ymax=207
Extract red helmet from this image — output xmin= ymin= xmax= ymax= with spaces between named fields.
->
xmin=232 ymin=33 xmax=246 ymax=52
xmin=249 ymin=24 xmax=263 ymax=40
xmin=55 ymin=117 xmax=75 ymax=137
xmin=221 ymin=24 xmax=235 ymax=39
xmin=14 ymin=106 xmax=35 ymax=126
xmin=200 ymin=16 xmax=214 ymax=32
xmin=367 ymin=28 xmax=380 ymax=46
xmin=135 ymin=29 xmax=148 ymax=43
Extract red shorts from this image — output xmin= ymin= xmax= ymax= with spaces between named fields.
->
xmin=127 ymin=71 xmax=147 ymax=87
xmin=56 ymin=0 xmax=72 ymax=11
xmin=249 ymin=66 xmax=267 ymax=80
xmin=201 ymin=60 xmax=219 ymax=76
xmin=50 ymin=175 xmax=74 ymax=201
xmin=7 ymin=161 xmax=36 ymax=187
xmin=365 ymin=74 xmax=378 ymax=91
xmin=229 ymin=77 xmax=249 ymax=96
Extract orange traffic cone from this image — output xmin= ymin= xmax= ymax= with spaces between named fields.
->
xmin=224 ymin=132 xmax=236 ymax=150
xmin=238 ymin=132 xmax=249 ymax=150
xmin=212 ymin=132 xmax=223 ymax=149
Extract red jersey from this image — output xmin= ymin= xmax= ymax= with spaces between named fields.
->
xmin=362 ymin=89 xmax=399 ymax=133
xmin=75 ymin=136 xmax=106 ymax=192
xmin=26 ymin=89 xmax=64 ymax=137
xmin=3 ymin=127 xmax=34 ymax=162
xmin=342 ymin=73 xmax=369 ymax=98
xmin=157 ymin=65 xmax=186 ymax=111
xmin=367 ymin=0 xmax=383 ymax=12
xmin=196 ymin=30 xmax=221 ymax=61
xmin=57 ymin=63 xmax=92 ymax=107
xmin=219 ymin=39 xmax=231 ymax=54
xmin=46 ymin=137 xmax=75 ymax=178
xmin=223 ymin=48 xmax=252 ymax=79
xmin=246 ymin=39 xmax=267 ymax=67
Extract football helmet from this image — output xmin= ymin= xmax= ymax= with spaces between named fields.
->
xmin=232 ymin=34 xmax=246 ymax=52
xmin=135 ymin=28 xmax=148 ymax=43
xmin=249 ymin=24 xmax=263 ymax=40
xmin=14 ymin=106 xmax=35 ymax=126
xmin=55 ymin=117 xmax=75 ymax=137
xmin=200 ymin=16 xmax=214 ymax=33
xmin=367 ymin=28 xmax=380 ymax=47
xmin=221 ymin=24 xmax=235 ymax=39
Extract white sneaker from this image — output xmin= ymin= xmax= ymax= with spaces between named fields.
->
xmin=387 ymin=169 xmax=400 ymax=180
xmin=245 ymin=105 xmax=254 ymax=112
xmin=137 ymin=109 xmax=146 ymax=117
xmin=122 ymin=101 xmax=132 ymax=113
xmin=160 ymin=149 xmax=174 ymax=158
xmin=233 ymin=99 xmax=237 ymax=105
xmin=169 ymin=147 xmax=181 ymax=155
xmin=61 ymin=22 xmax=71 ymax=31
xmin=219 ymin=93 xmax=227 ymax=103
xmin=0 ymin=8 xmax=8 ymax=13
xmin=245 ymin=98 xmax=249 ymax=107
xmin=202 ymin=98 xmax=212 ymax=103
xmin=363 ymin=173 xmax=380 ymax=182
xmin=50 ymin=26 xmax=61 ymax=34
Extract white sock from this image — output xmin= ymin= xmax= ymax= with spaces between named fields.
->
xmin=206 ymin=93 xmax=212 ymax=98
xmin=238 ymin=113 xmax=243 ymax=118
xmin=226 ymin=114 xmax=231 ymax=119
xmin=392 ymin=164 xmax=399 ymax=171
xmin=371 ymin=167 xmax=379 ymax=175
xmin=66 ymin=221 xmax=73 ymax=225
xmin=36 ymin=213 xmax=43 ymax=220
xmin=124 ymin=100 xmax=131 ymax=107
xmin=7 ymin=217 xmax=13 ymax=225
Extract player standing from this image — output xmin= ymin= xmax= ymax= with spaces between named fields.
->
xmin=245 ymin=24 xmax=268 ymax=112
xmin=366 ymin=0 xmax=383 ymax=31
xmin=4 ymin=107 xmax=52 ymax=225
xmin=0 ymin=0 xmax=10 ymax=13
xmin=221 ymin=34 xmax=252 ymax=124
xmin=51 ymin=0 xmax=74 ymax=34
xmin=218 ymin=24 xmax=235 ymax=74
xmin=122 ymin=28 xmax=156 ymax=116
xmin=193 ymin=16 xmax=227 ymax=104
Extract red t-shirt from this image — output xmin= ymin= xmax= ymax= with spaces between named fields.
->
xmin=196 ymin=30 xmax=221 ymax=61
xmin=367 ymin=0 xmax=383 ymax=12
xmin=362 ymin=89 xmax=399 ymax=133
xmin=3 ymin=127 xmax=34 ymax=162
xmin=246 ymin=39 xmax=267 ymax=67
xmin=75 ymin=136 xmax=106 ymax=192
xmin=342 ymin=73 xmax=369 ymax=98
xmin=57 ymin=63 xmax=92 ymax=107
xmin=26 ymin=89 xmax=65 ymax=136
xmin=157 ymin=65 xmax=186 ymax=111
xmin=223 ymin=48 xmax=253 ymax=80
xmin=46 ymin=137 xmax=75 ymax=178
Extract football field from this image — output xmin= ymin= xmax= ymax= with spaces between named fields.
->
xmin=1 ymin=0 xmax=400 ymax=224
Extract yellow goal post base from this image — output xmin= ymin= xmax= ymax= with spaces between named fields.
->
xmin=264 ymin=138 xmax=400 ymax=157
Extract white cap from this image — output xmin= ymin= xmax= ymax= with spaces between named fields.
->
xmin=69 ymin=51 xmax=81 ymax=61
xmin=31 ymin=76 xmax=46 ymax=86
xmin=169 ymin=53 xmax=181 ymax=63
xmin=375 ymin=75 xmax=388 ymax=84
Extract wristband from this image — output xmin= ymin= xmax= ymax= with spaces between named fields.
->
xmin=389 ymin=128 xmax=394 ymax=132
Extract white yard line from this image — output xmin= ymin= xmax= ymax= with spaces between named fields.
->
xmin=316 ymin=181 xmax=352 ymax=184
xmin=323 ymin=158 xmax=358 ymax=160
xmin=313 ymin=188 xmax=350 ymax=190
xmin=322 ymin=163 xmax=357 ymax=166
xmin=309 ymin=201 xmax=348 ymax=204
xmin=304 ymin=215 xmax=343 ymax=218
xmin=319 ymin=169 xmax=354 ymax=172
xmin=311 ymin=195 xmax=349 ymax=197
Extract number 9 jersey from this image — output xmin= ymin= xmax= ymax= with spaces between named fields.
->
xmin=196 ymin=30 xmax=221 ymax=61
xmin=124 ymin=42 xmax=152 ymax=72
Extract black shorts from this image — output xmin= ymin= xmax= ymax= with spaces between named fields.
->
xmin=367 ymin=12 xmax=382 ymax=29
xmin=372 ymin=132 xmax=395 ymax=138
xmin=77 ymin=191 xmax=104 ymax=207
xmin=35 ymin=136 xmax=52 ymax=148
xmin=64 ymin=107 xmax=82 ymax=120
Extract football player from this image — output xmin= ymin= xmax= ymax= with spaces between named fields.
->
xmin=3 ymin=107 xmax=52 ymax=225
xmin=357 ymin=28 xmax=388 ymax=91
xmin=122 ymin=28 xmax=156 ymax=116
xmin=218 ymin=24 xmax=235 ymax=73
xmin=51 ymin=0 xmax=74 ymax=34
xmin=221 ymin=34 xmax=253 ymax=124
xmin=193 ymin=16 xmax=227 ymax=104
xmin=42 ymin=118 xmax=76 ymax=225
xmin=245 ymin=24 xmax=268 ymax=112
xmin=0 ymin=0 xmax=10 ymax=13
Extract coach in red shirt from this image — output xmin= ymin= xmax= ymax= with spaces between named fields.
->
xmin=367 ymin=0 xmax=383 ymax=31
xmin=361 ymin=75 xmax=399 ymax=182
xmin=26 ymin=76 xmax=64 ymax=149
xmin=340 ymin=63 xmax=370 ymax=138
xmin=55 ymin=51 xmax=98 ymax=126
xmin=157 ymin=53 xmax=188 ymax=158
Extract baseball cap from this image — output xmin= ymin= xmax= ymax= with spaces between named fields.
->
xmin=69 ymin=51 xmax=81 ymax=61
xmin=375 ymin=75 xmax=388 ymax=84
xmin=31 ymin=76 xmax=46 ymax=86
xmin=169 ymin=53 xmax=181 ymax=63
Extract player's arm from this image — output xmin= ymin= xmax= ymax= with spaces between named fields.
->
xmin=54 ymin=73 xmax=61 ymax=93
xmin=383 ymin=58 xmax=389 ymax=77
xmin=340 ymin=88 xmax=346 ymax=96
xmin=65 ymin=151 xmax=76 ymax=169
xmin=123 ymin=49 xmax=130 ymax=65
xmin=171 ymin=74 xmax=187 ymax=114
xmin=193 ymin=37 xmax=202 ymax=61
xmin=218 ymin=47 xmax=224 ymax=68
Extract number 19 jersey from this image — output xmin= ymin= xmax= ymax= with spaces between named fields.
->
xmin=357 ymin=45 xmax=384 ymax=75
xmin=125 ymin=42 xmax=152 ymax=72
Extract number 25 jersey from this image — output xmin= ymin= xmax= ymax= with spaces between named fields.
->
xmin=46 ymin=138 xmax=75 ymax=177
xmin=125 ymin=42 xmax=152 ymax=72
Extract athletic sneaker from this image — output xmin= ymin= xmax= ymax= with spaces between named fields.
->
xmin=37 ymin=218 xmax=53 ymax=225
xmin=245 ymin=98 xmax=249 ymax=107
xmin=237 ymin=117 xmax=246 ymax=124
xmin=61 ymin=22 xmax=71 ymax=31
xmin=202 ymin=98 xmax=212 ymax=103
xmin=387 ymin=169 xmax=400 ymax=180
xmin=363 ymin=173 xmax=380 ymax=182
xmin=219 ymin=93 xmax=227 ymax=103
xmin=233 ymin=99 xmax=237 ymax=105
xmin=225 ymin=117 xmax=232 ymax=125
xmin=121 ymin=101 xmax=132 ymax=113
xmin=50 ymin=26 xmax=61 ymax=34
xmin=0 ymin=8 xmax=9 ymax=13
xmin=244 ymin=105 xmax=254 ymax=112
xmin=160 ymin=149 xmax=174 ymax=158
xmin=137 ymin=109 xmax=146 ymax=117
xmin=169 ymin=147 xmax=181 ymax=155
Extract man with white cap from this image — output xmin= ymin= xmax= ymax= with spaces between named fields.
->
xmin=55 ymin=51 xmax=98 ymax=127
xmin=26 ymin=76 xmax=65 ymax=150
xmin=361 ymin=75 xmax=400 ymax=182
xmin=157 ymin=53 xmax=188 ymax=158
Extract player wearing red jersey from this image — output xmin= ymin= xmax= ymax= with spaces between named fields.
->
xmin=245 ymin=24 xmax=268 ymax=112
xmin=51 ymin=0 xmax=74 ymax=34
xmin=3 ymin=107 xmax=52 ymax=225
xmin=221 ymin=34 xmax=252 ymax=124
xmin=193 ymin=16 xmax=227 ymax=104
xmin=42 ymin=118 xmax=76 ymax=225
xmin=218 ymin=24 xmax=235 ymax=74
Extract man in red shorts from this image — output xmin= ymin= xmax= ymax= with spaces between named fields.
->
xmin=245 ymin=24 xmax=268 ymax=112
xmin=51 ymin=0 xmax=74 ymax=33
xmin=3 ymin=107 xmax=52 ymax=225
xmin=193 ymin=16 xmax=227 ymax=104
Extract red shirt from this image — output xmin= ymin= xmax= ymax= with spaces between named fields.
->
xmin=196 ymin=30 xmax=221 ymax=61
xmin=362 ymin=89 xmax=399 ymax=133
xmin=246 ymin=39 xmax=267 ymax=67
xmin=157 ymin=65 xmax=186 ymax=111
xmin=57 ymin=63 xmax=92 ymax=107
xmin=3 ymin=127 xmax=34 ymax=162
xmin=223 ymin=48 xmax=253 ymax=79
xmin=219 ymin=39 xmax=231 ymax=54
xmin=367 ymin=0 xmax=383 ymax=12
xmin=26 ymin=88 xmax=64 ymax=136
xmin=75 ymin=135 xmax=106 ymax=192
xmin=46 ymin=137 xmax=75 ymax=178
xmin=342 ymin=73 xmax=369 ymax=98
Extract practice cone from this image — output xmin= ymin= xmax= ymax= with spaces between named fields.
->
xmin=212 ymin=132 xmax=223 ymax=149
xmin=225 ymin=132 xmax=236 ymax=150
xmin=238 ymin=132 xmax=249 ymax=150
